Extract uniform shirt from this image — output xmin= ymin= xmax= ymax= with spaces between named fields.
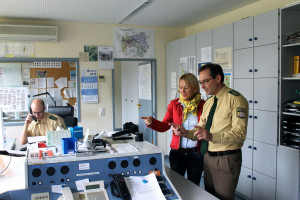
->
xmin=187 ymin=85 xmax=249 ymax=152
xmin=27 ymin=112 xmax=66 ymax=137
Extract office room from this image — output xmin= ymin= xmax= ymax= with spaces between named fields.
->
xmin=0 ymin=0 xmax=299 ymax=199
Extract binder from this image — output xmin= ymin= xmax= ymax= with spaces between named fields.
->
xmin=293 ymin=56 xmax=299 ymax=74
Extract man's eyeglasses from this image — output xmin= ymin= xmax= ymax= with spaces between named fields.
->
xmin=32 ymin=111 xmax=44 ymax=115
xmin=199 ymin=78 xmax=213 ymax=86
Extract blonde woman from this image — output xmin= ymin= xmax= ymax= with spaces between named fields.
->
xmin=141 ymin=73 xmax=205 ymax=186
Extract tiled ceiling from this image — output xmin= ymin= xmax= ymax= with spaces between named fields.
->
xmin=0 ymin=0 xmax=259 ymax=27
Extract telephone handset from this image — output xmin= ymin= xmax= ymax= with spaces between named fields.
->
xmin=29 ymin=108 xmax=37 ymax=122
xmin=61 ymin=187 xmax=75 ymax=200
xmin=110 ymin=174 xmax=131 ymax=200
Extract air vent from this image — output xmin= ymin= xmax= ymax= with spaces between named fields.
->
xmin=0 ymin=24 xmax=58 ymax=42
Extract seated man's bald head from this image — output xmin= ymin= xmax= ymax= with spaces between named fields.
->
xmin=31 ymin=99 xmax=46 ymax=121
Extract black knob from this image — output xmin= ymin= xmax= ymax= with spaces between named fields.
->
xmin=254 ymin=37 xmax=258 ymax=40
xmin=121 ymin=160 xmax=129 ymax=168
xmin=249 ymin=69 xmax=253 ymax=72
xmin=254 ymin=69 xmax=258 ymax=72
xmin=249 ymin=115 xmax=253 ymax=118
xmin=149 ymin=157 xmax=157 ymax=165
xmin=248 ymin=38 xmax=252 ymax=41
xmin=252 ymin=177 xmax=256 ymax=180
xmin=133 ymin=159 xmax=141 ymax=167
xmin=247 ymin=175 xmax=251 ymax=178
xmin=249 ymin=100 xmax=253 ymax=103
xmin=32 ymin=168 xmax=42 ymax=178
xmin=46 ymin=167 xmax=56 ymax=176
xmin=253 ymin=147 xmax=257 ymax=150
xmin=108 ymin=161 xmax=116 ymax=169
xmin=248 ymin=145 xmax=252 ymax=149
xmin=60 ymin=166 xmax=69 ymax=175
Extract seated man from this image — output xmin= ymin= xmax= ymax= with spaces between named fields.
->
xmin=20 ymin=99 xmax=66 ymax=145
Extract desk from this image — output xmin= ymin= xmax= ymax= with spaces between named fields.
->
xmin=0 ymin=155 xmax=26 ymax=194
xmin=165 ymin=167 xmax=218 ymax=200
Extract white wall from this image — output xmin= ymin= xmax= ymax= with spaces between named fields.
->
xmin=0 ymin=18 xmax=185 ymax=151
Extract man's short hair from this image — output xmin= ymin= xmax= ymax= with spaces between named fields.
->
xmin=198 ymin=63 xmax=224 ymax=83
xmin=31 ymin=99 xmax=46 ymax=109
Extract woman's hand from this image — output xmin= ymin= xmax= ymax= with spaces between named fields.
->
xmin=169 ymin=123 xmax=188 ymax=137
xmin=141 ymin=116 xmax=153 ymax=126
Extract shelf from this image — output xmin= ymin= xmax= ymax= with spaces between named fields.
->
xmin=282 ymin=112 xmax=300 ymax=116
xmin=282 ymin=77 xmax=300 ymax=80
xmin=282 ymin=42 xmax=300 ymax=47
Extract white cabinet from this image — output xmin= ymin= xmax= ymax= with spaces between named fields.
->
xmin=166 ymin=40 xmax=180 ymax=154
xmin=234 ymin=9 xmax=279 ymax=50
xmin=236 ymin=166 xmax=252 ymax=199
xmin=179 ymin=34 xmax=195 ymax=58
xmin=234 ymin=9 xmax=279 ymax=199
xmin=237 ymin=140 xmax=277 ymax=200
xmin=213 ymin=23 xmax=234 ymax=75
xmin=276 ymin=146 xmax=299 ymax=200
xmin=196 ymin=29 xmax=212 ymax=63
xmin=252 ymin=171 xmax=276 ymax=200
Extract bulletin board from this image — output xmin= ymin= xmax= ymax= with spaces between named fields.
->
xmin=28 ymin=61 xmax=77 ymax=105
xmin=0 ymin=57 xmax=81 ymax=125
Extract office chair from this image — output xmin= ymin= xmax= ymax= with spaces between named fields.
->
xmin=48 ymin=106 xmax=78 ymax=128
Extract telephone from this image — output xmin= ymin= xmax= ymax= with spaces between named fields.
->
xmin=58 ymin=187 xmax=80 ymax=200
xmin=110 ymin=174 xmax=131 ymax=200
xmin=60 ymin=187 xmax=74 ymax=200
xmin=83 ymin=180 xmax=109 ymax=200
xmin=29 ymin=108 xmax=37 ymax=122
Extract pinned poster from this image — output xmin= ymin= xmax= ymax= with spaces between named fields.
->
xmin=81 ymin=69 xmax=98 ymax=104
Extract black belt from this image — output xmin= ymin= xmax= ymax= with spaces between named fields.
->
xmin=208 ymin=149 xmax=241 ymax=157
xmin=178 ymin=147 xmax=197 ymax=153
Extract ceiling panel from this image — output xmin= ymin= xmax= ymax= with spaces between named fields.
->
xmin=0 ymin=0 xmax=259 ymax=27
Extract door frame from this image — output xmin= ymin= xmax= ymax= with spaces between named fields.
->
xmin=112 ymin=58 xmax=157 ymax=145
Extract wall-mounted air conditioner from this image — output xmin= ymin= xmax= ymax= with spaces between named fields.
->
xmin=0 ymin=24 xmax=58 ymax=42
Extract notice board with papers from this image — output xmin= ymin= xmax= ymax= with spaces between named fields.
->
xmin=0 ymin=57 xmax=80 ymax=125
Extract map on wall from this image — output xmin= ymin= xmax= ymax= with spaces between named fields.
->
xmin=113 ymin=27 xmax=154 ymax=58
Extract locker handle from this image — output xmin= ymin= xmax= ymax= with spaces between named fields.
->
xmin=248 ymin=145 xmax=252 ymax=149
xmin=247 ymin=175 xmax=252 ymax=179
xmin=252 ymin=177 xmax=256 ymax=180
xmin=254 ymin=37 xmax=258 ymax=40
xmin=248 ymin=115 xmax=252 ymax=118
xmin=254 ymin=116 xmax=258 ymax=119
xmin=249 ymin=100 xmax=253 ymax=103
xmin=254 ymin=69 xmax=258 ymax=72
xmin=253 ymin=147 xmax=257 ymax=150
xmin=248 ymin=69 xmax=253 ymax=72
xmin=254 ymin=100 xmax=258 ymax=104
xmin=248 ymin=38 xmax=252 ymax=41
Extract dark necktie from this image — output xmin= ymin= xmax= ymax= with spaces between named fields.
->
xmin=201 ymin=96 xmax=218 ymax=155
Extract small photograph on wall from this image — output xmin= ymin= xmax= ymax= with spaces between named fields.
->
xmin=36 ymin=70 xmax=47 ymax=78
xmin=84 ymin=45 xmax=98 ymax=61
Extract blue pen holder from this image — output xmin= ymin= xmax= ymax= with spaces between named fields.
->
xmin=68 ymin=126 xmax=83 ymax=139
xmin=62 ymin=137 xmax=77 ymax=154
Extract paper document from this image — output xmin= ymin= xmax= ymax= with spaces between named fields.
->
xmin=110 ymin=143 xmax=139 ymax=153
xmin=27 ymin=136 xmax=46 ymax=144
xmin=124 ymin=173 xmax=165 ymax=200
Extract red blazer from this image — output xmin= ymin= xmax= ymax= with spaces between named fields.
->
xmin=148 ymin=98 xmax=205 ymax=150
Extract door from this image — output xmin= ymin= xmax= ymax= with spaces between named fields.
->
xmin=137 ymin=62 xmax=154 ymax=143
xmin=113 ymin=60 xmax=156 ymax=144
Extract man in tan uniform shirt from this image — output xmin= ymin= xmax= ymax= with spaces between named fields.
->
xmin=20 ymin=99 xmax=66 ymax=145
xmin=173 ymin=63 xmax=248 ymax=200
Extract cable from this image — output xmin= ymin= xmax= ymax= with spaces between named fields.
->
xmin=0 ymin=155 xmax=12 ymax=174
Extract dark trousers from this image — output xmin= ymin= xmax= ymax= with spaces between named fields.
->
xmin=169 ymin=149 xmax=204 ymax=186
xmin=204 ymin=152 xmax=242 ymax=200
